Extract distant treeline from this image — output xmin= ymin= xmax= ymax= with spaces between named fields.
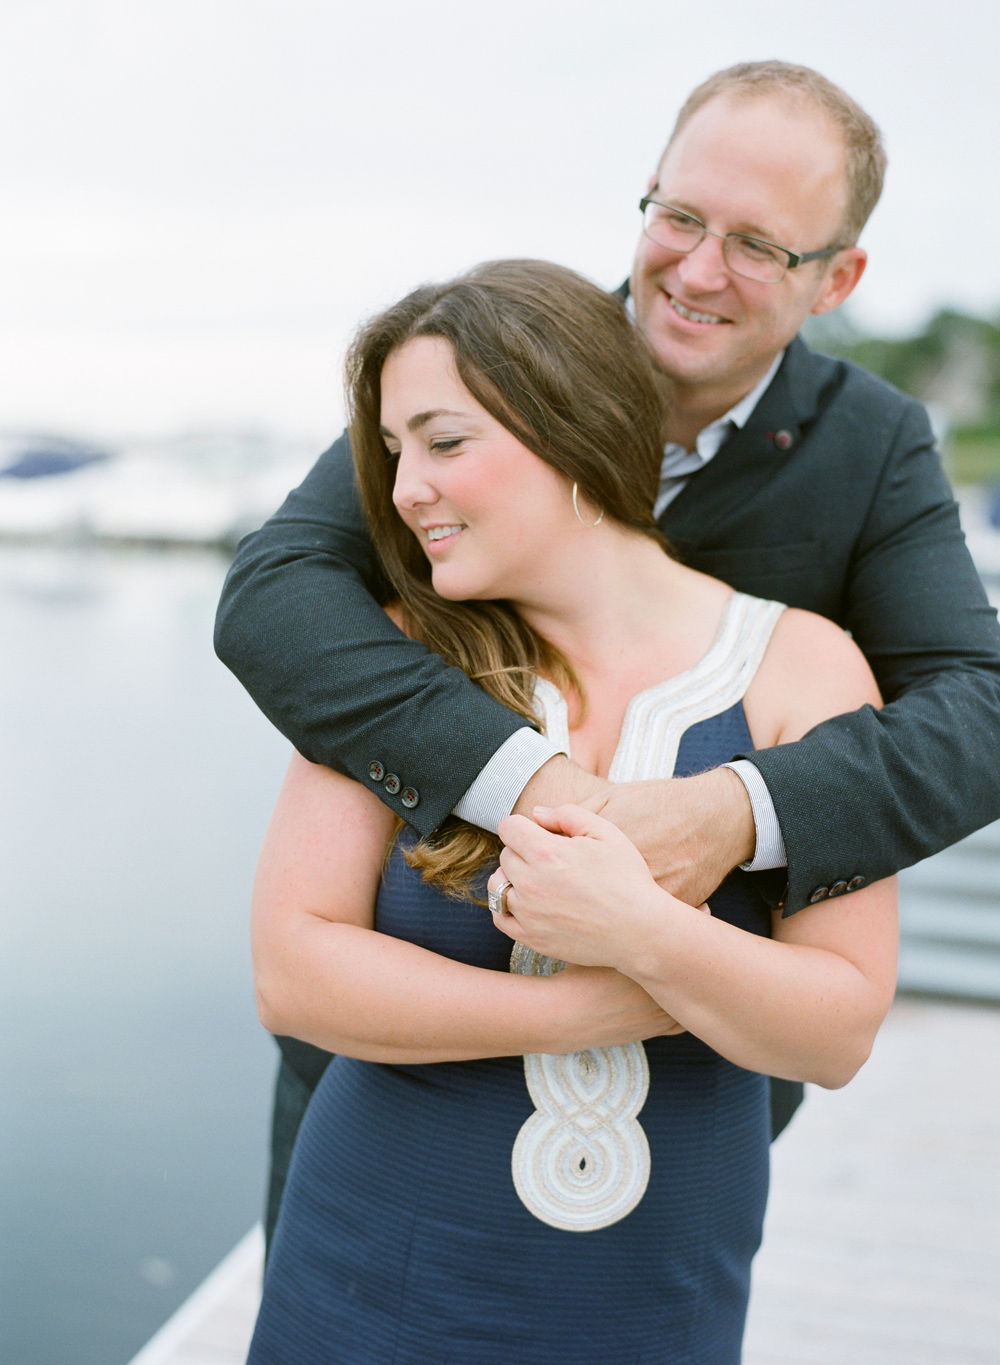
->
xmin=803 ymin=307 xmax=1000 ymax=440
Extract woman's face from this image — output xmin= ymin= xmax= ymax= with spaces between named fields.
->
xmin=381 ymin=336 xmax=590 ymax=604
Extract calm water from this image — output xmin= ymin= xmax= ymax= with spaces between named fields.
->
xmin=0 ymin=544 xmax=290 ymax=1364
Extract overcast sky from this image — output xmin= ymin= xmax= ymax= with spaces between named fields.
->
xmin=1 ymin=0 xmax=998 ymax=441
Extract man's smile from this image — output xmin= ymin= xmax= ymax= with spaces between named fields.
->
xmin=666 ymin=292 xmax=731 ymax=326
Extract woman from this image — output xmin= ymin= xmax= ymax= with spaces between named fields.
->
xmin=247 ymin=260 xmax=897 ymax=1363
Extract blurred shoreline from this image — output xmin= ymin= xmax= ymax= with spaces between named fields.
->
xmin=3 ymin=427 xmax=1000 ymax=566
xmin=0 ymin=430 xmax=320 ymax=552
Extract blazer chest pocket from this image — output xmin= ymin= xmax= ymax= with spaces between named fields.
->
xmin=687 ymin=540 xmax=820 ymax=601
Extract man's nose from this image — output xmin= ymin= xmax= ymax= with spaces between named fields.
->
xmin=391 ymin=447 xmax=438 ymax=512
xmin=675 ymin=232 xmax=730 ymax=294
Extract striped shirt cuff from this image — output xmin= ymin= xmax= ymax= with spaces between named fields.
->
xmin=452 ymin=727 xmax=562 ymax=834
xmin=724 ymin=760 xmax=788 ymax=871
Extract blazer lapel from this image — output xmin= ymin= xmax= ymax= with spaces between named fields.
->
xmin=661 ymin=336 xmax=827 ymax=556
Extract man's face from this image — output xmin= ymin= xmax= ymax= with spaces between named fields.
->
xmin=630 ymin=93 xmax=852 ymax=395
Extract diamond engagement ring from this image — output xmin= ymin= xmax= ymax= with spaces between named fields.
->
xmin=488 ymin=878 xmax=513 ymax=917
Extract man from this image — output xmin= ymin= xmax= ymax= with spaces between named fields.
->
xmin=216 ymin=61 xmax=1000 ymax=1246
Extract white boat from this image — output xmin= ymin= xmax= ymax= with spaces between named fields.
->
xmin=0 ymin=430 xmax=316 ymax=549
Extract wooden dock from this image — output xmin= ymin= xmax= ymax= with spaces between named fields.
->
xmin=127 ymin=994 xmax=1000 ymax=1364
xmin=125 ymin=1224 xmax=263 ymax=1365
xmin=743 ymin=997 xmax=1000 ymax=1364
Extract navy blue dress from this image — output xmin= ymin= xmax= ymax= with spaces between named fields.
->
xmin=249 ymin=702 xmax=771 ymax=1365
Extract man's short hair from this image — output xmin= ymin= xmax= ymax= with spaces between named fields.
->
xmin=666 ymin=60 xmax=887 ymax=247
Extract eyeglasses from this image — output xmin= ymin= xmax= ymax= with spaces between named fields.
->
xmin=639 ymin=191 xmax=844 ymax=284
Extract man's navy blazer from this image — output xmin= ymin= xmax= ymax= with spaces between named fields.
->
xmin=217 ymin=331 xmax=1000 ymax=913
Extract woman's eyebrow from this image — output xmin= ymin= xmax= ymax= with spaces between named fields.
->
xmin=379 ymin=409 xmax=477 ymax=439
xmin=406 ymin=408 xmax=472 ymax=432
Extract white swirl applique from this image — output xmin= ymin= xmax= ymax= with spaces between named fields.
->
xmin=510 ymin=595 xmax=785 ymax=1231
xmin=509 ymin=942 xmax=650 ymax=1232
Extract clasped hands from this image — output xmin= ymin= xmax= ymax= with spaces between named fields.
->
xmin=487 ymin=769 xmax=756 ymax=1040
xmin=487 ymin=802 xmax=702 ymax=1043
xmin=488 ymin=803 xmax=669 ymax=965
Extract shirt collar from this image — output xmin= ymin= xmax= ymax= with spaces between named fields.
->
xmin=713 ymin=349 xmax=785 ymax=435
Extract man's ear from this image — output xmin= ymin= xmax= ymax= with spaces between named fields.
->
xmin=810 ymin=247 xmax=867 ymax=316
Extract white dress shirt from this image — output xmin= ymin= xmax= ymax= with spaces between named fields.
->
xmin=452 ymin=342 xmax=788 ymax=874
xmin=652 ymin=350 xmax=784 ymax=518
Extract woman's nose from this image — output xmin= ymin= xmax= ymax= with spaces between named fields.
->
xmin=391 ymin=447 xmax=438 ymax=512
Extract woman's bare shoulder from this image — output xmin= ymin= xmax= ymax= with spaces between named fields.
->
xmin=744 ymin=606 xmax=882 ymax=748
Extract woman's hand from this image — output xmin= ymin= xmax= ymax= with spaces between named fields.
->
xmin=548 ymin=962 xmax=686 ymax=1048
xmin=488 ymin=803 xmax=670 ymax=970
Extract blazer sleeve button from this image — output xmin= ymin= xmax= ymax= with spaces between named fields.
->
xmin=383 ymin=773 xmax=401 ymax=795
xmin=401 ymin=787 xmax=420 ymax=809
xmin=809 ymin=886 xmax=830 ymax=903
xmin=829 ymin=880 xmax=848 ymax=896
xmin=847 ymin=875 xmax=866 ymax=891
xmin=368 ymin=761 xmax=385 ymax=782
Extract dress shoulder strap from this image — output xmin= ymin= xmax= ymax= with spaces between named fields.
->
xmin=611 ymin=593 xmax=786 ymax=782
xmin=531 ymin=592 xmax=786 ymax=782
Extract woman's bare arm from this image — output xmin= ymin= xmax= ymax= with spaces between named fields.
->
xmin=616 ymin=873 xmax=895 ymax=1089
xmin=491 ymin=808 xmax=896 ymax=1087
xmin=251 ymin=753 xmax=679 ymax=1064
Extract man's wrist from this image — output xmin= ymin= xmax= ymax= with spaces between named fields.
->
xmin=452 ymin=727 xmax=560 ymax=832
xmin=512 ymin=753 xmax=609 ymax=818
xmin=710 ymin=766 xmax=757 ymax=871
xmin=723 ymin=760 xmax=787 ymax=871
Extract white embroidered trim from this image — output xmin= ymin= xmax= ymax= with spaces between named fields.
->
xmin=608 ymin=592 xmax=786 ymax=782
xmin=509 ymin=944 xmax=650 ymax=1232
xmin=509 ymin=592 xmax=786 ymax=1232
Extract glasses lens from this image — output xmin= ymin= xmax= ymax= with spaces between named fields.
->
xmin=642 ymin=203 xmax=704 ymax=253
xmin=724 ymin=235 xmax=788 ymax=283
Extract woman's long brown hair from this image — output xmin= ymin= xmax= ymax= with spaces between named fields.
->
xmin=346 ymin=259 xmax=670 ymax=899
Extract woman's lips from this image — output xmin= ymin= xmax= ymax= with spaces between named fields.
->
xmin=424 ymin=525 xmax=465 ymax=555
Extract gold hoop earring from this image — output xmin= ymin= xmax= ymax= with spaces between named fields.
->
xmin=572 ymin=482 xmax=604 ymax=528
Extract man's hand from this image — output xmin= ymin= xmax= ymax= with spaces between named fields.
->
xmin=581 ymin=767 xmax=756 ymax=906
xmin=511 ymin=755 xmax=756 ymax=906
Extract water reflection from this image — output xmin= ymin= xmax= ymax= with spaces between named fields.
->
xmin=0 ymin=545 xmax=289 ymax=1365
